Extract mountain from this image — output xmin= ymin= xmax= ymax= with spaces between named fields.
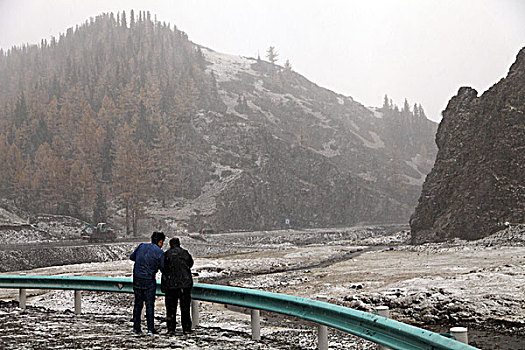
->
xmin=410 ymin=47 xmax=525 ymax=243
xmin=0 ymin=12 xmax=437 ymax=233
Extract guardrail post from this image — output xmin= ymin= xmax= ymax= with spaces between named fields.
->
xmin=74 ymin=290 xmax=82 ymax=314
xmin=251 ymin=309 xmax=261 ymax=340
xmin=376 ymin=306 xmax=391 ymax=350
xmin=450 ymin=327 xmax=468 ymax=344
xmin=19 ymin=288 xmax=27 ymax=309
xmin=191 ymin=300 xmax=199 ymax=329
xmin=318 ymin=324 xmax=328 ymax=350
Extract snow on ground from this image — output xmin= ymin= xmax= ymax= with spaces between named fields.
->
xmin=403 ymin=154 xmax=431 ymax=186
xmin=348 ymin=128 xmax=385 ymax=149
xmin=0 ymin=226 xmax=52 ymax=245
xmin=318 ymin=140 xmax=340 ymax=158
xmin=0 ymin=213 xmax=86 ymax=245
xmin=0 ymin=224 xmax=524 ymax=349
xmin=0 ymin=298 xmax=375 ymax=349
xmin=201 ymin=47 xmax=258 ymax=83
xmin=367 ymin=107 xmax=383 ymax=119
xmin=0 ymin=207 xmax=26 ymax=225
xmin=32 ymin=214 xmax=86 ymax=240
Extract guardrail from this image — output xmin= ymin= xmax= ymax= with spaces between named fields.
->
xmin=0 ymin=275 xmax=478 ymax=350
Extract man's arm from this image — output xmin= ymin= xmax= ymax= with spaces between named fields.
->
xmin=130 ymin=244 xmax=141 ymax=261
xmin=186 ymin=251 xmax=194 ymax=269
xmin=158 ymin=250 xmax=165 ymax=272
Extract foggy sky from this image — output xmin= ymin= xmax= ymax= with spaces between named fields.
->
xmin=1 ymin=0 xmax=524 ymax=122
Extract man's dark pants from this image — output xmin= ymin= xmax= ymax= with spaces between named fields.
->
xmin=165 ymin=287 xmax=192 ymax=332
xmin=133 ymin=278 xmax=157 ymax=333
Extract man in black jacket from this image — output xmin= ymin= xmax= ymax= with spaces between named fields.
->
xmin=161 ymin=237 xmax=194 ymax=335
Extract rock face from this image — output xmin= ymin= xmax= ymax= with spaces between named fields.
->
xmin=169 ymin=49 xmax=438 ymax=231
xmin=410 ymin=48 xmax=525 ymax=243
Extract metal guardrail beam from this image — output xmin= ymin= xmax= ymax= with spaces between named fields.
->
xmin=0 ymin=275 xmax=136 ymax=294
xmin=0 ymin=275 xmax=478 ymax=350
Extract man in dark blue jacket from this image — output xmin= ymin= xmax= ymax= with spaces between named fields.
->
xmin=130 ymin=231 xmax=165 ymax=335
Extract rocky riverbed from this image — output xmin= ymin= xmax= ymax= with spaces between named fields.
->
xmin=1 ymin=224 xmax=524 ymax=349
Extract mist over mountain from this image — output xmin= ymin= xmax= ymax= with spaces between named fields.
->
xmin=410 ymin=47 xmax=525 ymax=243
xmin=0 ymin=12 xmax=437 ymax=233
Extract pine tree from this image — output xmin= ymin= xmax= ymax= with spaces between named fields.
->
xmin=113 ymin=123 xmax=151 ymax=236
xmin=151 ymin=125 xmax=178 ymax=207
xmin=121 ymin=10 xmax=127 ymax=28
xmin=418 ymin=104 xmax=427 ymax=119
xmin=5 ymin=143 xmax=24 ymax=202
xmin=413 ymin=103 xmax=419 ymax=118
xmin=266 ymin=46 xmax=278 ymax=65
xmin=383 ymin=94 xmax=390 ymax=109
xmin=93 ymin=182 xmax=107 ymax=223
xmin=403 ymin=98 xmax=410 ymax=114
xmin=284 ymin=59 xmax=292 ymax=71
xmin=130 ymin=10 xmax=135 ymax=28
xmin=0 ymin=135 xmax=9 ymax=195
xmin=32 ymin=143 xmax=55 ymax=211
xmin=14 ymin=92 xmax=28 ymax=128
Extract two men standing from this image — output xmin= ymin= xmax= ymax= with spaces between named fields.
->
xmin=130 ymin=232 xmax=194 ymax=335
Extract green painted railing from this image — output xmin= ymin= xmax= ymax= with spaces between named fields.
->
xmin=0 ymin=275 xmax=478 ymax=350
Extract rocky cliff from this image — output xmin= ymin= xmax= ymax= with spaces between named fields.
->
xmin=410 ymin=47 xmax=525 ymax=243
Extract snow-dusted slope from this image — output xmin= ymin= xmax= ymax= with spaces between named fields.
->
xmin=168 ymin=46 xmax=438 ymax=231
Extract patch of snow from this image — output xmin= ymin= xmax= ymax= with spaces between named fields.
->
xmin=349 ymin=120 xmax=360 ymax=131
xmin=357 ymin=172 xmax=377 ymax=182
xmin=174 ymin=165 xmax=244 ymax=218
xmin=367 ymin=107 xmax=383 ymax=119
xmin=253 ymin=79 xmax=266 ymax=92
xmin=246 ymin=100 xmax=280 ymax=124
xmin=0 ymin=208 xmax=27 ymax=225
xmin=202 ymin=48 xmax=257 ymax=83
xmin=349 ymin=130 xmax=384 ymax=149
xmin=368 ymin=131 xmax=385 ymax=148
xmin=318 ymin=140 xmax=340 ymax=158
xmin=280 ymin=93 xmax=333 ymax=127
xmin=403 ymin=154 xmax=429 ymax=186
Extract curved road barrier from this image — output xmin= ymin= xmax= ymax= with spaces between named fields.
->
xmin=0 ymin=275 xmax=478 ymax=350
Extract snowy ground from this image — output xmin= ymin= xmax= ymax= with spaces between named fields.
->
xmin=0 ymin=224 xmax=524 ymax=349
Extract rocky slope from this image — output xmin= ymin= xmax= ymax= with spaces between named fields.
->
xmin=410 ymin=47 xmax=525 ymax=243
xmin=157 ymin=48 xmax=437 ymax=231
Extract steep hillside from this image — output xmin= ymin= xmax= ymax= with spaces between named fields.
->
xmin=0 ymin=12 xmax=437 ymax=233
xmin=177 ymin=49 xmax=437 ymax=230
xmin=410 ymin=47 xmax=525 ymax=243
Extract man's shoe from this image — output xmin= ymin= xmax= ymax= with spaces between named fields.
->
xmin=183 ymin=330 xmax=192 ymax=335
xmin=146 ymin=330 xmax=158 ymax=336
xmin=132 ymin=329 xmax=142 ymax=336
xmin=167 ymin=330 xmax=176 ymax=336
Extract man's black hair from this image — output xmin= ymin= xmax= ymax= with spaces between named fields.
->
xmin=170 ymin=237 xmax=180 ymax=248
xmin=151 ymin=231 xmax=166 ymax=244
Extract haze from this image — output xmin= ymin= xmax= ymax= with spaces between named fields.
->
xmin=1 ymin=0 xmax=524 ymax=122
